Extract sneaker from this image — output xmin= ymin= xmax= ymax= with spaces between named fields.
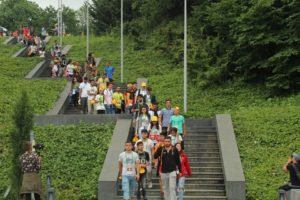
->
xmin=147 ymin=181 xmax=152 ymax=189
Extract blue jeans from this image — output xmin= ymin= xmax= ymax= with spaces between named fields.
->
xmin=177 ymin=176 xmax=186 ymax=200
xmin=105 ymin=104 xmax=114 ymax=114
xmin=122 ymin=175 xmax=136 ymax=200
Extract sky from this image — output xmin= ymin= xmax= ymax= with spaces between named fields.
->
xmin=30 ymin=0 xmax=86 ymax=10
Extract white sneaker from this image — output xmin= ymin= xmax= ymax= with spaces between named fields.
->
xmin=147 ymin=181 xmax=152 ymax=189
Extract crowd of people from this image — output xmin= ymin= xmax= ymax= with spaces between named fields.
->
xmin=118 ymin=94 xmax=191 ymax=200
xmin=12 ymin=25 xmax=47 ymax=57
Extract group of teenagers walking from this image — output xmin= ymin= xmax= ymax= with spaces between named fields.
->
xmin=119 ymin=96 xmax=192 ymax=200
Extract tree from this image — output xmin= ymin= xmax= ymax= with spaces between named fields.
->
xmin=8 ymin=91 xmax=34 ymax=199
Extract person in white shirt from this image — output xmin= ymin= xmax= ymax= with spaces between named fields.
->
xmin=135 ymin=129 xmax=154 ymax=189
xmin=118 ymin=141 xmax=140 ymax=200
xmin=79 ymin=77 xmax=90 ymax=114
xmin=104 ymin=82 xmax=114 ymax=114
xmin=87 ymin=79 xmax=97 ymax=114
xmin=95 ymin=89 xmax=106 ymax=114
xmin=66 ymin=60 xmax=74 ymax=78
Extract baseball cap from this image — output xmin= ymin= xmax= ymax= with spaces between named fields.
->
xmin=141 ymin=82 xmax=146 ymax=87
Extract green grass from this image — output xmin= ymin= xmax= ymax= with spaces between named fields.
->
xmin=34 ymin=123 xmax=114 ymax=200
xmin=0 ymin=41 xmax=67 ymax=196
xmin=60 ymin=34 xmax=299 ymax=200
xmin=1 ymin=33 xmax=299 ymax=200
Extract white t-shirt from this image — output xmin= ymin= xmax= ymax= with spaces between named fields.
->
xmin=169 ymin=134 xmax=183 ymax=146
xmin=104 ymin=89 xmax=113 ymax=105
xmin=119 ymin=151 xmax=139 ymax=176
xmin=66 ymin=64 xmax=74 ymax=75
xmin=134 ymin=139 xmax=153 ymax=159
xmin=95 ymin=94 xmax=105 ymax=110
xmin=79 ymin=82 xmax=90 ymax=98
xmin=149 ymin=110 xmax=162 ymax=118
xmin=87 ymin=85 xmax=97 ymax=100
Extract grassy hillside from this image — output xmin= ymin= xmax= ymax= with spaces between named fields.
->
xmin=1 ymin=32 xmax=299 ymax=199
xmin=59 ymin=34 xmax=300 ymax=200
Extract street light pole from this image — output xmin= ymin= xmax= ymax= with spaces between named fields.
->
xmin=86 ymin=0 xmax=89 ymax=59
xmin=59 ymin=0 xmax=63 ymax=48
xmin=184 ymin=0 xmax=187 ymax=113
xmin=120 ymin=0 xmax=124 ymax=83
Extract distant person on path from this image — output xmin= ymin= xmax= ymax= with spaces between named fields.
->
xmin=104 ymin=62 xmax=114 ymax=82
xmin=71 ymin=77 xmax=80 ymax=107
xmin=154 ymin=136 xmax=182 ymax=200
xmin=175 ymin=143 xmax=192 ymax=200
xmin=136 ymin=141 xmax=150 ymax=200
xmin=113 ymin=86 xmax=124 ymax=114
xmin=97 ymin=73 xmax=109 ymax=90
xmin=124 ymin=83 xmax=134 ymax=114
xmin=136 ymin=106 xmax=151 ymax=139
xmin=119 ymin=141 xmax=140 ymax=200
xmin=169 ymin=106 xmax=186 ymax=137
xmin=87 ymin=79 xmax=97 ymax=114
xmin=79 ymin=77 xmax=90 ymax=114
xmin=135 ymin=130 xmax=154 ymax=189
xmin=20 ymin=142 xmax=42 ymax=200
xmin=279 ymin=153 xmax=300 ymax=199
xmin=104 ymin=82 xmax=114 ymax=114
xmin=160 ymin=99 xmax=174 ymax=133
xmin=95 ymin=88 xmax=106 ymax=114
xmin=147 ymin=116 xmax=161 ymax=146
xmin=135 ymin=82 xmax=148 ymax=103
xmin=169 ymin=127 xmax=182 ymax=146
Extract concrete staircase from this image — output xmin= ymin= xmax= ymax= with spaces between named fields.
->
xmin=116 ymin=119 xmax=227 ymax=200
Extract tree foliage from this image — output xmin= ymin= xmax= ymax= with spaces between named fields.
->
xmin=8 ymin=90 xmax=34 ymax=199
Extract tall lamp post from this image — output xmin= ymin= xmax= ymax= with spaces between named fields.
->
xmin=184 ymin=0 xmax=187 ymax=113
xmin=120 ymin=0 xmax=124 ymax=83
xmin=58 ymin=0 xmax=63 ymax=47
xmin=86 ymin=0 xmax=90 ymax=59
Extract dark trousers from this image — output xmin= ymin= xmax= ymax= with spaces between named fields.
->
xmin=24 ymin=193 xmax=41 ymax=200
xmin=97 ymin=110 xmax=105 ymax=114
xmin=137 ymin=173 xmax=147 ymax=199
xmin=81 ymin=97 xmax=88 ymax=114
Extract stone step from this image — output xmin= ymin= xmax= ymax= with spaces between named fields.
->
xmin=185 ymin=152 xmax=220 ymax=157
xmin=117 ymin=182 xmax=226 ymax=190
xmin=190 ymin=166 xmax=223 ymax=173
xmin=116 ymin=195 xmax=227 ymax=200
xmin=188 ymin=129 xmax=216 ymax=133
xmin=188 ymin=162 xmax=222 ymax=167
xmin=185 ymin=148 xmax=220 ymax=153
xmin=184 ymin=143 xmax=219 ymax=148
xmin=184 ymin=138 xmax=218 ymax=143
xmin=185 ymin=119 xmax=213 ymax=127
xmin=188 ymin=157 xmax=221 ymax=163
xmin=150 ymin=177 xmax=224 ymax=184
xmin=184 ymin=135 xmax=217 ymax=140
xmin=117 ymin=189 xmax=226 ymax=196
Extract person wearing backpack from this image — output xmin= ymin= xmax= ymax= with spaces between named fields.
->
xmin=279 ymin=153 xmax=300 ymax=199
xmin=154 ymin=136 xmax=182 ymax=200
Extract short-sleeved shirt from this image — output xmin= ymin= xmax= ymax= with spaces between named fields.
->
xmin=170 ymin=115 xmax=185 ymax=134
xmin=104 ymin=89 xmax=113 ymax=105
xmin=87 ymin=85 xmax=97 ymax=100
xmin=161 ymin=108 xmax=174 ymax=128
xmin=105 ymin=66 xmax=114 ymax=79
xmin=20 ymin=151 xmax=41 ymax=173
xmin=135 ymin=139 xmax=153 ymax=159
xmin=79 ymin=82 xmax=90 ymax=98
xmin=287 ymin=164 xmax=300 ymax=186
xmin=169 ymin=134 xmax=183 ymax=146
xmin=119 ymin=151 xmax=139 ymax=176
xmin=138 ymin=151 xmax=150 ymax=174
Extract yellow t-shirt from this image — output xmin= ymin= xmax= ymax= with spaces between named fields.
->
xmin=113 ymin=92 xmax=124 ymax=109
xmin=97 ymin=77 xmax=109 ymax=90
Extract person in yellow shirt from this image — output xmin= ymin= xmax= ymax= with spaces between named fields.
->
xmin=113 ymin=86 xmax=124 ymax=114
xmin=97 ymin=73 xmax=109 ymax=90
